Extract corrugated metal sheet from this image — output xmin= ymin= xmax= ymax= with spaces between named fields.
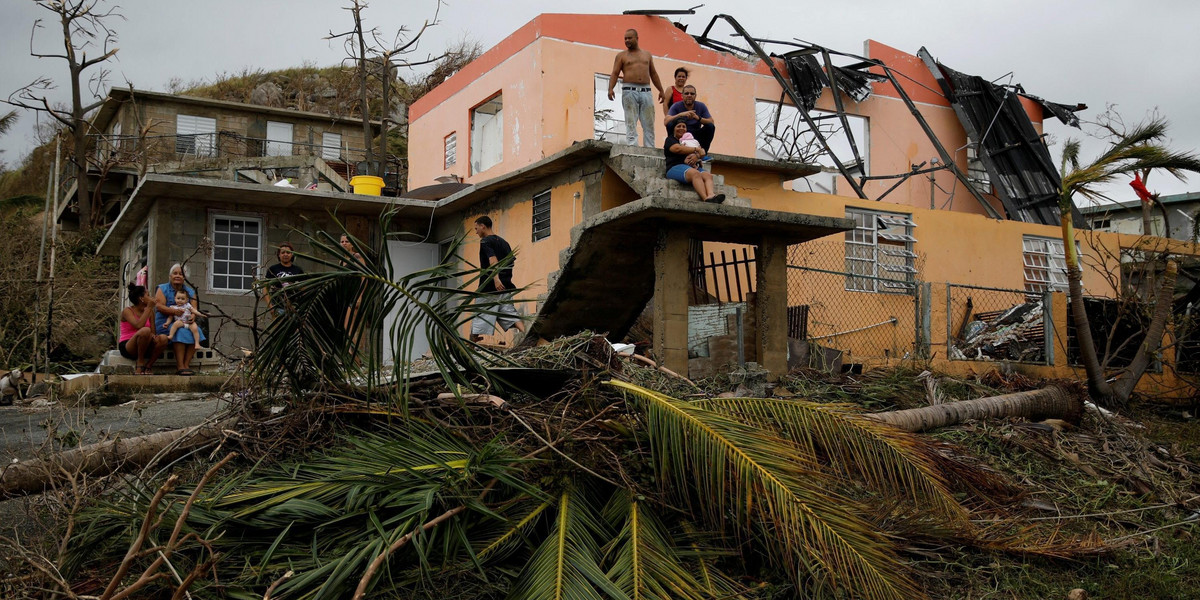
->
xmin=918 ymin=48 xmax=1084 ymax=227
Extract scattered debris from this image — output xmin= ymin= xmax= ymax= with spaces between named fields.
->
xmin=951 ymin=300 xmax=1046 ymax=362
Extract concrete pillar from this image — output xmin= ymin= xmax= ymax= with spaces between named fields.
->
xmin=755 ymin=236 xmax=789 ymax=380
xmin=653 ymin=229 xmax=691 ymax=376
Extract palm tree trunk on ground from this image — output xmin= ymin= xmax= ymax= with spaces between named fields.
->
xmin=0 ymin=418 xmax=235 ymax=500
xmin=869 ymin=386 xmax=1082 ymax=433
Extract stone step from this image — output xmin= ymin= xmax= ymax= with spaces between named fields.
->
xmin=99 ymin=348 xmax=224 ymax=375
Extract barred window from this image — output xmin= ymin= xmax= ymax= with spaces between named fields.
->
xmin=532 ymin=190 xmax=551 ymax=242
xmin=844 ymin=208 xmax=917 ymax=293
xmin=1023 ymin=236 xmax=1070 ymax=294
xmin=210 ymin=216 xmax=262 ymax=292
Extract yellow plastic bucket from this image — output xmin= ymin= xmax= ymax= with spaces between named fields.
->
xmin=350 ymin=175 xmax=384 ymax=196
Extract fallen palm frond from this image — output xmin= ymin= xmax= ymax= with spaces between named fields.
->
xmin=607 ymin=379 xmax=920 ymax=600
xmin=697 ymin=396 xmax=970 ymax=528
xmin=253 ymin=207 xmax=522 ymax=408
xmin=508 ymin=484 xmax=626 ymax=600
xmin=601 ymin=490 xmax=714 ymax=600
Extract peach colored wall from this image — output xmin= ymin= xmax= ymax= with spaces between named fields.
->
xmin=409 ymin=14 xmax=1039 ymax=215
xmin=409 ymin=42 xmax=546 ymax=187
xmin=705 ymin=163 xmax=1182 ymax=362
xmin=457 ymin=180 xmax=584 ymax=343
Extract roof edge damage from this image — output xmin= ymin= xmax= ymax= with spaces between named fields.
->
xmin=917 ymin=47 xmax=1085 ymax=227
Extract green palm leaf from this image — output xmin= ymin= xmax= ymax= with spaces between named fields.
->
xmin=601 ymin=490 xmax=712 ymax=600
xmin=476 ymin=497 xmax=553 ymax=561
xmin=1060 ymin=116 xmax=1200 ymax=209
xmin=68 ymin=427 xmax=536 ymax=600
xmin=0 ymin=110 xmax=17 ymax=137
xmin=606 ymin=380 xmax=920 ymax=600
xmin=696 ymin=396 xmax=969 ymax=528
xmin=508 ymin=484 xmax=629 ymax=600
xmin=253 ymin=208 xmax=524 ymax=407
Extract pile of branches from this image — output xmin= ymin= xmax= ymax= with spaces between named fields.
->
xmin=0 ymin=220 xmax=1123 ymax=600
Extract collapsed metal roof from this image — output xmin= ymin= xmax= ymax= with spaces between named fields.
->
xmin=683 ymin=14 xmax=1089 ymax=226
xmin=918 ymin=48 xmax=1085 ymax=226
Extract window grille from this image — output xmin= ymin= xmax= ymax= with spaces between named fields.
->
xmin=966 ymin=144 xmax=991 ymax=192
xmin=176 ymin=114 xmax=216 ymax=157
xmin=322 ymin=132 xmax=342 ymax=161
xmin=211 ymin=216 xmax=262 ymax=292
xmin=444 ymin=132 xmax=457 ymax=168
xmin=532 ymin=190 xmax=551 ymax=242
xmin=1022 ymin=236 xmax=1070 ymax=294
xmin=845 ymin=208 xmax=917 ymax=293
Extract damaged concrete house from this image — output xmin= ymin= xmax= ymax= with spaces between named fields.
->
xmin=88 ymin=88 xmax=413 ymax=362
xmin=89 ymin=12 xmax=1200 ymax=400
xmin=400 ymin=12 xmax=1200 ymax=398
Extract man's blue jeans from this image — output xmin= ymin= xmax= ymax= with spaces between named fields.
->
xmin=622 ymin=87 xmax=656 ymax=147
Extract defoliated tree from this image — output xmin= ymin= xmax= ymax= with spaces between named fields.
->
xmin=5 ymin=0 xmax=122 ymax=232
xmin=327 ymin=0 xmax=445 ymax=179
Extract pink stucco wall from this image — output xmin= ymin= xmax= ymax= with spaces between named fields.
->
xmin=408 ymin=14 xmax=1043 ymax=216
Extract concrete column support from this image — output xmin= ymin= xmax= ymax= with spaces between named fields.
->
xmin=755 ymin=236 xmax=789 ymax=380
xmin=653 ymin=228 xmax=691 ymax=376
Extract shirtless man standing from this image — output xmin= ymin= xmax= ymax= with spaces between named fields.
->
xmin=607 ymin=28 xmax=665 ymax=148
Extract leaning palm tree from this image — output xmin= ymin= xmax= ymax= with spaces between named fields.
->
xmin=1058 ymin=116 xmax=1200 ymax=405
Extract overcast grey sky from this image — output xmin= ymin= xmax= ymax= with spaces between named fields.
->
xmin=3 ymin=0 xmax=1199 ymax=201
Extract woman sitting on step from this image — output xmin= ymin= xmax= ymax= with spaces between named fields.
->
xmin=118 ymin=283 xmax=169 ymax=374
xmin=663 ymin=120 xmax=724 ymax=204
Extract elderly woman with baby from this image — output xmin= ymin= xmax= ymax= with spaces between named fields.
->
xmin=118 ymin=263 xmax=206 ymax=375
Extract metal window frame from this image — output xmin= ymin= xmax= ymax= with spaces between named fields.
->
xmin=175 ymin=114 xmax=217 ymax=157
xmin=1022 ymin=235 xmax=1071 ymax=294
xmin=845 ymin=207 xmax=917 ymax=293
xmin=209 ymin=214 xmax=264 ymax=293
xmin=469 ymin=92 xmax=504 ymax=175
xmin=321 ymin=131 xmax=343 ymax=161
xmin=531 ymin=190 xmax=552 ymax=242
xmin=444 ymin=131 xmax=457 ymax=168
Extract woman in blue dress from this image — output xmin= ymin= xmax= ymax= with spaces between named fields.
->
xmin=154 ymin=263 xmax=206 ymax=375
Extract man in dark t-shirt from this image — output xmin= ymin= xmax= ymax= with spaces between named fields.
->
xmin=666 ymin=84 xmax=716 ymax=152
xmin=470 ymin=216 xmax=526 ymax=343
xmin=265 ymin=242 xmax=304 ymax=316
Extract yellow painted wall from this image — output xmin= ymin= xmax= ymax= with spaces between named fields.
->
xmin=458 ymin=180 xmax=584 ymax=343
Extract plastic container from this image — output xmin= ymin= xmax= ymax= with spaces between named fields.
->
xmin=349 ymin=175 xmax=384 ymax=196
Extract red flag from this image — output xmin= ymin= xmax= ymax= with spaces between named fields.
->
xmin=1130 ymin=173 xmax=1154 ymax=204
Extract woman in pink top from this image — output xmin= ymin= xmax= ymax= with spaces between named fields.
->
xmin=119 ymin=283 xmax=168 ymax=374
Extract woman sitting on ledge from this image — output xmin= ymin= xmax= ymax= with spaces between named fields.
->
xmin=154 ymin=263 xmax=206 ymax=376
xmin=118 ymin=283 xmax=168 ymax=374
xmin=663 ymin=120 xmax=724 ymax=204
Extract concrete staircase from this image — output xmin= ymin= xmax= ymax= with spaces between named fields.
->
xmin=523 ymin=145 xmax=847 ymax=345
xmin=604 ymin=145 xmax=749 ymax=207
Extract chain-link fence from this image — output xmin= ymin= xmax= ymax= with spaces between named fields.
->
xmin=786 ymin=240 xmax=920 ymax=364
xmin=946 ymin=284 xmax=1050 ymax=365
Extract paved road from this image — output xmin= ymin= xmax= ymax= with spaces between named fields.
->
xmin=0 ymin=392 xmax=229 ymax=462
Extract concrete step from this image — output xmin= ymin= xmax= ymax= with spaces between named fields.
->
xmin=99 ymin=348 xmax=224 ymax=375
